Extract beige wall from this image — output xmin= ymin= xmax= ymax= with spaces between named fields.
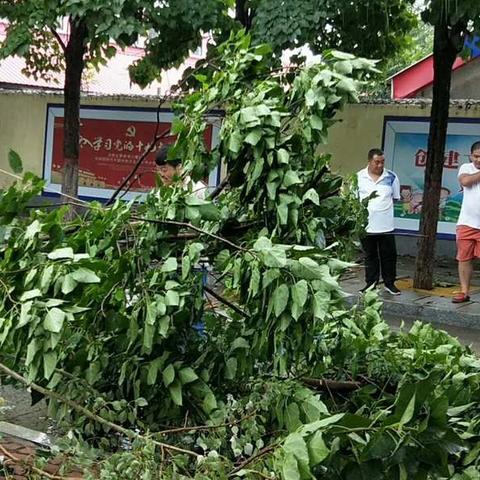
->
xmin=325 ymin=101 xmax=480 ymax=175
xmin=0 ymin=89 xmax=161 ymax=189
xmin=2 ymin=91 xmax=480 ymax=191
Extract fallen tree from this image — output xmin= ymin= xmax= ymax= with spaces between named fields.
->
xmin=1 ymin=32 xmax=480 ymax=480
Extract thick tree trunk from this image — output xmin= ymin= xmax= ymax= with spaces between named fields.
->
xmin=61 ymin=19 xmax=87 ymax=218
xmin=235 ymin=0 xmax=253 ymax=30
xmin=413 ymin=24 xmax=463 ymax=289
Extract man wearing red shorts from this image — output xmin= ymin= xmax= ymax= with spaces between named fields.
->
xmin=453 ymin=141 xmax=480 ymax=303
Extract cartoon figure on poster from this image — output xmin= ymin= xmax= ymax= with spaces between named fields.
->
xmin=383 ymin=119 xmax=480 ymax=236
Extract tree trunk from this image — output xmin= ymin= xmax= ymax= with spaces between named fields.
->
xmin=413 ymin=23 xmax=463 ymax=289
xmin=235 ymin=0 xmax=253 ymax=30
xmin=61 ymin=18 xmax=87 ymax=218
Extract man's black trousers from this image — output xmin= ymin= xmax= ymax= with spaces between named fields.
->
xmin=360 ymin=233 xmax=397 ymax=287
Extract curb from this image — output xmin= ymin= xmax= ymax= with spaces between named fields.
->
xmin=344 ymin=293 xmax=480 ymax=330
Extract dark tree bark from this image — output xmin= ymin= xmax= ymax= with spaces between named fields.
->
xmin=413 ymin=22 xmax=465 ymax=289
xmin=235 ymin=0 xmax=253 ymax=30
xmin=61 ymin=18 xmax=87 ymax=217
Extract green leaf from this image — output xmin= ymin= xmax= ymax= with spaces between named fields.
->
xmin=161 ymin=257 xmax=178 ymax=273
xmin=18 ymin=301 xmax=33 ymax=327
xmin=447 ymin=403 xmax=475 ymax=417
xmin=231 ymin=337 xmax=249 ymax=350
xmin=162 ymin=364 xmax=175 ymax=387
xmin=292 ymin=280 xmax=308 ymax=308
xmin=310 ymin=115 xmax=323 ymax=130
xmin=399 ymin=393 xmax=416 ymax=426
xmin=285 ymin=402 xmax=301 ymax=431
xmin=202 ymin=391 xmax=217 ymax=414
xmin=147 ymin=358 xmax=161 ymax=385
xmin=277 ymin=148 xmax=290 ymax=164
xmin=25 ymin=220 xmax=42 ymax=239
xmin=283 ymin=171 xmax=301 ymax=187
xmin=283 ymin=433 xmax=309 ymax=473
xmin=244 ymin=129 xmax=262 ymax=146
xmin=61 ymin=274 xmax=78 ymax=295
xmin=44 ymin=308 xmax=65 ymax=333
xmin=178 ymin=367 xmax=198 ymax=385
xmin=48 ymin=248 xmax=74 ymax=260
xmin=273 ymin=284 xmax=289 ymax=317
xmin=263 ymin=268 xmax=280 ymax=288
xmin=228 ymin=130 xmax=243 ymax=153
xmin=302 ymin=188 xmax=320 ymax=205
xmin=26 ymin=338 xmax=39 ymax=366
xmin=43 ymin=351 xmax=58 ymax=380
xmin=8 ymin=149 xmax=23 ymax=174
xmin=135 ymin=398 xmax=148 ymax=407
xmin=165 ymin=290 xmax=180 ymax=306
xmin=282 ymin=453 xmax=300 ymax=480
xmin=20 ymin=289 xmax=41 ymax=302
xmin=71 ymin=268 xmax=100 ymax=283
xmin=41 ymin=265 xmax=54 ymax=291
xmin=169 ymin=380 xmax=183 ymax=406
xmin=225 ymin=357 xmax=237 ymax=379
xmin=308 ymin=431 xmax=329 ymax=465
xmin=299 ymin=414 xmax=345 ymax=434
xmin=363 ymin=432 xmax=397 ymax=461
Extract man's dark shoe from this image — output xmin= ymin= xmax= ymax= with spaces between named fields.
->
xmin=359 ymin=283 xmax=377 ymax=294
xmin=384 ymin=284 xmax=401 ymax=295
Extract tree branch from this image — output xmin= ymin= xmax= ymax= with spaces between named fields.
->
xmin=130 ymin=216 xmax=250 ymax=252
xmin=204 ymin=285 xmax=247 ymax=317
xmin=0 ymin=362 xmax=200 ymax=458
xmin=301 ymin=377 xmax=362 ymax=391
xmin=50 ymin=28 xmax=66 ymax=52
xmin=208 ymin=175 xmax=230 ymax=200
xmin=229 ymin=444 xmax=277 ymax=477
xmin=156 ymin=411 xmax=256 ymax=436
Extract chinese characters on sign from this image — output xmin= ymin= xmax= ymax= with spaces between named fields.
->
xmin=383 ymin=117 xmax=480 ymax=237
xmin=414 ymin=149 xmax=460 ymax=169
xmin=50 ymin=116 xmax=212 ymax=193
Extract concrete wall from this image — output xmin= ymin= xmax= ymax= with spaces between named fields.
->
xmin=0 ymin=89 xmax=161 ymax=190
xmin=324 ymin=100 xmax=480 ymax=175
xmin=417 ymin=57 xmax=480 ymax=100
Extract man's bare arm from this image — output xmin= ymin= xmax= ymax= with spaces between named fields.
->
xmin=459 ymin=171 xmax=480 ymax=187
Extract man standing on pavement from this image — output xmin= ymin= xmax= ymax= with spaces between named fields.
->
xmin=357 ymin=148 xmax=401 ymax=295
xmin=452 ymin=141 xmax=480 ymax=303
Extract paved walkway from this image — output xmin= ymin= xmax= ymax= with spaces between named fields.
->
xmin=341 ymin=256 xmax=480 ymax=351
xmin=0 ymin=435 xmax=84 ymax=479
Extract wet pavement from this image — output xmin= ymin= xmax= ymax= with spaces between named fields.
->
xmin=342 ymin=255 xmax=480 ymax=352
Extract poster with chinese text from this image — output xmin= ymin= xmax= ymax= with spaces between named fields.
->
xmin=43 ymin=105 xmax=220 ymax=201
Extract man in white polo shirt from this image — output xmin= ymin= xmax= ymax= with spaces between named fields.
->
xmin=452 ymin=141 xmax=480 ymax=303
xmin=357 ymin=148 xmax=401 ymax=295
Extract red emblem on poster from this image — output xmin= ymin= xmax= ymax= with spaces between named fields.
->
xmin=50 ymin=117 xmax=213 ymax=192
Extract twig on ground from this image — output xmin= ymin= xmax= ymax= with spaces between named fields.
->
xmin=0 ymin=362 xmax=200 ymax=458
xmin=228 ymin=444 xmax=277 ymax=477
xmin=156 ymin=411 xmax=256 ymax=436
